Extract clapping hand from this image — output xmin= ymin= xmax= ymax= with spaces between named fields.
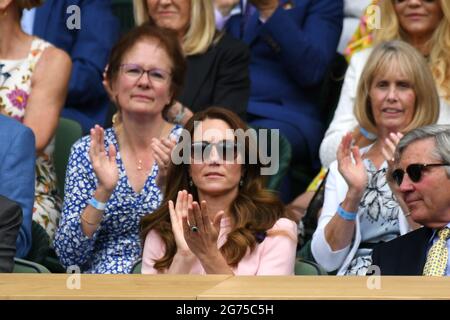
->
xmin=168 ymin=190 xmax=193 ymax=255
xmin=337 ymin=132 xmax=368 ymax=197
xmin=152 ymin=137 xmax=176 ymax=189
xmin=89 ymin=125 xmax=119 ymax=193
xmin=381 ymin=132 xmax=404 ymax=170
xmin=182 ymin=199 xmax=224 ymax=260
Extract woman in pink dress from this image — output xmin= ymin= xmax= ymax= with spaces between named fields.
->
xmin=140 ymin=107 xmax=297 ymax=275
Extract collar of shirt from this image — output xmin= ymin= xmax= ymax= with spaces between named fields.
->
xmin=21 ymin=8 xmax=36 ymax=35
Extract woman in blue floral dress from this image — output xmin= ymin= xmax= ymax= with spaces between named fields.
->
xmin=54 ymin=24 xmax=186 ymax=273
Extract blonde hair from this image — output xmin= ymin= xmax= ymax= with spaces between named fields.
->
xmin=133 ymin=0 xmax=217 ymax=55
xmin=355 ymin=40 xmax=439 ymax=135
xmin=374 ymin=0 xmax=450 ymax=101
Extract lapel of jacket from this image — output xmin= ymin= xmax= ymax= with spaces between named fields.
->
xmin=33 ymin=1 xmax=55 ymax=38
xmin=399 ymin=227 xmax=433 ymax=275
xmin=242 ymin=13 xmax=262 ymax=46
xmin=182 ymin=49 xmax=216 ymax=108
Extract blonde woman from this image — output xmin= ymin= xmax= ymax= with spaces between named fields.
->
xmin=311 ymin=41 xmax=439 ymax=275
xmin=320 ymin=0 xmax=450 ymax=168
xmin=133 ymin=0 xmax=250 ymax=124
xmin=0 ymin=0 xmax=71 ymax=243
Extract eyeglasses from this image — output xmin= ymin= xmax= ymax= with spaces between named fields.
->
xmin=190 ymin=140 xmax=242 ymax=162
xmin=120 ymin=64 xmax=171 ymax=83
xmin=391 ymin=163 xmax=449 ymax=186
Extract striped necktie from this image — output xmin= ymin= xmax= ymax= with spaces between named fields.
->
xmin=423 ymin=228 xmax=450 ymax=276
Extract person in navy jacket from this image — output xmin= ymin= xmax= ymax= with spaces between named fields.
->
xmin=30 ymin=0 xmax=119 ymax=132
xmin=226 ymin=0 xmax=343 ymax=172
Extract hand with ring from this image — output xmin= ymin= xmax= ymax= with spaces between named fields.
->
xmin=182 ymin=199 xmax=225 ymax=260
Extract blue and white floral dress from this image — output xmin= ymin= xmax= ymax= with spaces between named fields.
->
xmin=54 ymin=125 xmax=182 ymax=273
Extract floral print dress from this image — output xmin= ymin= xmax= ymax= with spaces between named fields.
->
xmin=54 ymin=125 xmax=182 ymax=273
xmin=344 ymin=159 xmax=400 ymax=275
xmin=0 ymin=38 xmax=62 ymax=240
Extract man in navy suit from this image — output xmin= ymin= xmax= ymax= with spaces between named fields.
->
xmin=226 ymin=0 xmax=343 ymax=199
xmin=372 ymin=125 xmax=450 ymax=275
xmin=0 ymin=114 xmax=35 ymax=259
xmin=23 ymin=0 xmax=119 ymax=133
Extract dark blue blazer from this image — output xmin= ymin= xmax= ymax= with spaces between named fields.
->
xmin=0 ymin=115 xmax=35 ymax=258
xmin=33 ymin=0 xmax=119 ymax=132
xmin=227 ymin=0 xmax=343 ymax=163
xmin=371 ymin=227 xmax=432 ymax=275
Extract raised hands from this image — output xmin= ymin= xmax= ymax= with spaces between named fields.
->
xmin=337 ymin=132 xmax=368 ymax=197
xmin=182 ymin=200 xmax=224 ymax=260
xmin=152 ymin=137 xmax=176 ymax=189
xmin=168 ymin=190 xmax=224 ymax=260
xmin=381 ymin=132 xmax=404 ymax=169
xmin=89 ymin=125 xmax=119 ymax=193
xmin=168 ymin=190 xmax=192 ymax=255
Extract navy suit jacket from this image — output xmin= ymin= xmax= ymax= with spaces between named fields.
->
xmin=371 ymin=227 xmax=433 ymax=275
xmin=0 ymin=115 xmax=35 ymax=258
xmin=33 ymin=0 xmax=119 ymax=132
xmin=227 ymin=0 xmax=343 ymax=164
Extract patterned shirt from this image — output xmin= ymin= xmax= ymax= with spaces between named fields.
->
xmin=344 ymin=158 xmax=400 ymax=275
xmin=54 ymin=126 xmax=182 ymax=273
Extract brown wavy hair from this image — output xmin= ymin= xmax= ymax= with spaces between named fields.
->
xmin=140 ymin=107 xmax=294 ymax=271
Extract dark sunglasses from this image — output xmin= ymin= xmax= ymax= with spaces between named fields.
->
xmin=190 ymin=140 xmax=242 ymax=162
xmin=391 ymin=163 xmax=449 ymax=186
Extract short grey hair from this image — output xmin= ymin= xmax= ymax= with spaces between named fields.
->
xmin=395 ymin=125 xmax=450 ymax=177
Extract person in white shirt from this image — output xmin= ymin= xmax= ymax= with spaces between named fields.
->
xmin=312 ymin=41 xmax=438 ymax=275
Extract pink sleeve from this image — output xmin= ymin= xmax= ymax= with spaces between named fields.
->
xmin=256 ymin=218 xmax=298 ymax=275
xmin=141 ymin=229 xmax=167 ymax=274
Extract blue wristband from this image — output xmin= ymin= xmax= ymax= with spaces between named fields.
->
xmin=337 ymin=204 xmax=357 ymax=221
xmin=359 ymin=127 xmax=377 ymax=140
xmin=88 ymin=197 xmax=106 ymax=211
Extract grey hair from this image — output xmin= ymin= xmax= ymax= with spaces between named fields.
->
xmin=395 ymin=125 xmax=450 ymax=177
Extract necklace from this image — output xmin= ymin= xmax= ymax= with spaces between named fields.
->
xmin=137 ymin=159 xmax=143 ymax=171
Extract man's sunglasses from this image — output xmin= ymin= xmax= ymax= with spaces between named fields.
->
xmin=190 ymin=140 xmax=242 ymax=162
xmin=391 ymin=163 xmax=449 ymax=186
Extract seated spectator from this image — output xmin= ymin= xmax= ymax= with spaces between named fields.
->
xmin=311 ymin=41 xmax=439 ymax=275
xmin=0 ymin=114 xmax=35 ymax=259
xmin=320 ymin=0 xmax=450 ymax=168
xmin=0 ymin=195 xmax=23 ymax=273
xmin=133 ymin=0 xmax=250 ymax=124
xmin=371 ymin=125 xmax=450 ymax=276
xmin=141 ymin=107 xmax=297 ymax=275
xmin=291 ymin=0 xmax=450 ymax=225
xmin=226 ymin=0 xmax=343 ymax=171
xmin=54 ymin=25 xmax=185 ymax=273
xmin=21 ymin=0 xmax=120 ymax=133
xmin=0 ymin=0 xmax=72 ymax=240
